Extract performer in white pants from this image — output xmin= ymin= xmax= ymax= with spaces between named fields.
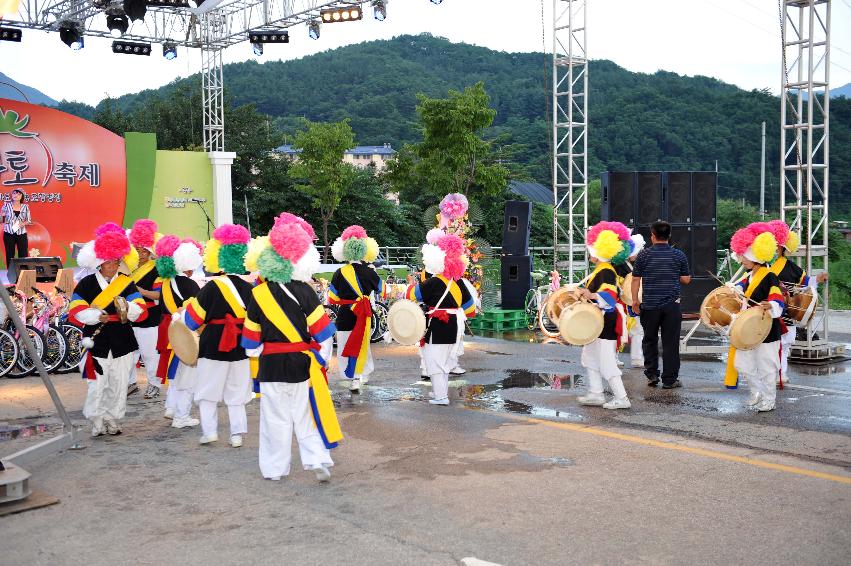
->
xmin=71 ymin=225 xmax=148 ymax=436
xmin=242 ymin=213 xmax=341 ymax=481
xmin=615 ymin=235 xmax=646 ymax=369
xmin=183 ymin=224 xmax=254 ymax=446
xmin=127 ymin=219 xmax=163 ymax=399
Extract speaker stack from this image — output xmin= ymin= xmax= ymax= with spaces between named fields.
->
xmin=601 ymin=171 xmax=718 ymax=313
xmin=500 ymin=201 xmax=533 ymax=310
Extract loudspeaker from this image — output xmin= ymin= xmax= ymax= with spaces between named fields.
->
xmin=500 ymin=255 xmax=533 ymax=310
xmin=668 ymin=225 xmax=692 ymax=267
xmin=7 ymin=256 xmax=62 ymax=284
xmin=502 ymin=200 xmax=532 ymax=256
xmin=681 ymin=277 xmax=717 ymax=314
xmin=601 ymin=172 xmax=636 ymax=225
xmin=690 ymin=225 xmax=717 ymax=277
xmin=636 ymin=172 xmax=663 ymax=225
xmin=665 ymin=172 xmax=691 ymax=224
xmin=692 ymin=172 xmax=717 ymax=224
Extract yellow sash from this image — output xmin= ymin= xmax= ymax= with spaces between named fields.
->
xmin=161 ymin=279 xmax=180 ymax=313
xmin=770 ymin=256 xmax=787 ymax=277
xmin=253 ymin=283 xmax=342 ymax=446
xmin=339 ymin=264 xmax=372 ymax=376
xmin=92 ymin=274 xmax=132 ymax=310
xmin=213 ymin=277 xmax=246 ymax=318
xmin=436 ymin=275 xmax=462 ymax=307
xmin=724 ymin=266 xmax=771 ymax=388
xmin=340 ymin=264 xmax=364 ymax=297
xmin=131 ymin=260 xmax=156 ymax=284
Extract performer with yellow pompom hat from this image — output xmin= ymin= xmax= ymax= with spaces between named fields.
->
xmin=726 ymin=223 xmax=786 ymax=412
xmin=181 ymin=224 xmax=254 ymax=447
xmin=241 ymin=213 xmax=339 ymax=482
xmin=327 ymin=226 xmax=386 ymax=392
xmin=575 ymin=221 xmax=632 ymax=409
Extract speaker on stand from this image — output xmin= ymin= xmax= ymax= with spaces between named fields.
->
xmin=500 ymin=201 xmax=533 ymax=310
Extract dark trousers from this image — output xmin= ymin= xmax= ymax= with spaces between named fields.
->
xmin=640 ymin=301 xmax=682 ymax=385
xmin=3 ymin=232 xmax=28 ymax=267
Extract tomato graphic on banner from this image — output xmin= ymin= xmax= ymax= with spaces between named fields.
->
xmin=0 ymin=99 xmax=127 ymax=264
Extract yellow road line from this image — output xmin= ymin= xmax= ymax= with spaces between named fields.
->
xmin=495 ymin=412 xmax=851 ymax=485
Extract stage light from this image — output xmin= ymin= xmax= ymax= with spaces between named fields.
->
xmin=373 ymin=1 xmax=387 ymax=21
xmin=320 ymin=7 xmax=362 ymax=23
xmin=58 ymin=22 xmax=84 ymax=50
xmin=308 ymin=20 xmax=320 ymax=40
xmin=163 ymin=42 xmax=177 ymax=60
xmin=0 ymin=27 xmax=22 ymax=42
xmin=123 ymin=0 xmax=147 ymax=22
xmin=248 ymin=29 xmax=289 ymax=44
xmin=106 ymin=12 xmax=129 ymax=38
xmin=252 ymin=42 xmax=263 ymax=56
xmin=112 ymin=40 xmax=151 ymax=56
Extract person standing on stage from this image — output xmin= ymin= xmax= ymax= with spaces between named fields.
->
xmin=576 ymin=222 xmax=632 ymax=409
xmin=328 ymin=226 xmax=385 ymax=393
xmin=241 ymin=216 xmax=340 ymax=482
xmin=631 ymin=221 xmax=691 ymax=389
xmin=767 ymin=220 xmax=828 ymax=385
xmin=182 ymin=224 xmax=254 ymax=447
xmin=127 ymin=219 xmax=163 ymax=399
xmin=70 ymin=225 xmax=148 ymax=437
xmin=727 ymin=224 xmax=786 ymax=412
xmin=2 ymin=188 xmax=32 ymax=264
xmin=406 ymin=234 xmax=476 ymax=406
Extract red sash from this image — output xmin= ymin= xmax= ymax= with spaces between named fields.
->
xmin=261 ymin=341 xmax=320 ymax=355
xmin=208 ymin=314 xmax=245 ymax=352
xmin=337 ymin=296 xmax=372 ymax=359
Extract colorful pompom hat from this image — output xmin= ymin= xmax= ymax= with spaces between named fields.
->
xmin=766 ymin=219 xmax=800 ymax=254
xmin=421 ymin=233 xmax=469 ymax=281
xmin=203 ymin=224 xmax=251 ymax=275
xmin=77 ymin=222 xmax=139 ymax=271
xmin=247 ymin=214 xmax=320 ymax=283
xmin=331 ymin=225 xmax=379 ymax=264
xmin=585 ymin=221 xmax=633 ymax=263
xmin=174 ymin=239 xmax=203 ymax=274
xmin=730 ymin=223 xmax=778 ymax=264
xmin=129 ymin=219 xmax=162 ymax=255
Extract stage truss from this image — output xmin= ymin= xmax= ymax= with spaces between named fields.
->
xmin=551 ymin=0 xmax=588 ymax=281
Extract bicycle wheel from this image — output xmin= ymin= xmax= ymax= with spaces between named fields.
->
xmin=59 ymin=324 xmax=85 ymax=373
xmin=371 ymin=302 xmax=389 ymax=343
xmin=42 ymin=324 xmax=69 ymax=374
xmin=524 ymin=289 xmax=539 ymax=330
xmin=0 ymin=328 xmax=20 ymax=378
xmin=6 ymin=326 xmax=46 ymax=378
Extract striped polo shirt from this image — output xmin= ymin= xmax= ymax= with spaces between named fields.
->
xmin=632 ymin=243 xmax=691 ymax=309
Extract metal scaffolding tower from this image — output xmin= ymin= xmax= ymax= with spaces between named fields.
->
xmin=552 ymin=0 xmax=588 ymax=281
xmin=780 ymin=0 xmax=841 ymax=360
xmin=201 ymin=13 xmax=226 ymax=152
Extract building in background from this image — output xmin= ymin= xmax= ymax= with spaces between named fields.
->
xmin=275 ymin=143 xmax=397 ymax=172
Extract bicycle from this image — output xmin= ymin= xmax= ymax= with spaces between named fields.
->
xmin=4 ymin=287 xmax=46 ymax=378
xmin=0 ymin=298 xmax=20 ymax=378
xmin=50 ymin=288 xmax=85 ymax=374
xmin=30 ymin=287 xmax=69 ymax=374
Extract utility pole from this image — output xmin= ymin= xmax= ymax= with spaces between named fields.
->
xmin=760 ymin=121 xmax=766 ymax=219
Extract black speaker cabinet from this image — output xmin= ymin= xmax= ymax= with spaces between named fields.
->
xmin=681 ymin=277 xmax=717 ymax=314
xmin=668 ymin=225 xmax=692 ymax=267
xmin=690 ymin=225 xmax=717 ymax=277
xmin=665 ymin=172 xmax=691 ymax=224
xmin=601 ymin=172 xmax=636 ymax=225
xmin=500 ymin=255 xmax=533 ymax=310
xmin=636 ymin=172 xmax=663 ymax=225
xmin=691 ymin=172 xmax=717 ymax=224
xmin=7 ymin=256 xmax=63 ymax=283
xmin=502 ymin=200 xmax=532 ymax=256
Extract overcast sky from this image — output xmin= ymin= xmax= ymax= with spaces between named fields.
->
xmin=2 ymin=0 xmax=851 ymax=106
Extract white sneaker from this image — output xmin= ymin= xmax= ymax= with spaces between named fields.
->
xmin=104 ymin=419 xmax=122 ymax=435
xmin=267 ymin=476 xmax=282 ymax=481
xmin=450 ymin=367 xmax=467 ymax=375
xmin=172 ymin=417 xmax=200 ymax=429
xmin=164 ymin=408 xmax=175 ymax=419
xmin=603 ymin=397 xmax=632 ymax=410
xmin=631 ymin=359 xmax=645 ymax=368
xmin=756 ymin=400 xmax=776 ymax=412
xmin=428 ymin=398 xmax=450 ymax=406
xmin=360 ymin=375 xmax=369 ymax=384
xmin=91 ymin=420 xmax=105 ymax=437
xmin=617 ymin=360 xmax=625 ymax=368
xmin=314 ymin=466 xmax=331 ymax=482
xmin=349 ymin=378 xmax=361 ymax=392
xmin=746 ymin=392 xmax=762 ymax=407
xmin=577 ymin=394 xmax=606 ymax=406
xmin=230 ymin=434 xmax=243 ymax=448
xmin=199 ymin=434 xmax=219 ymax=445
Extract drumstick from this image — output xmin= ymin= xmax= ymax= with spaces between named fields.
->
xmin=705 ymin=271 xmax=762 ymax=307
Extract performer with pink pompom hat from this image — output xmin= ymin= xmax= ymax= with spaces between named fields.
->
xmin=241 ymin=214 xmax=339 ymax=482
xmin=181 ymin=224 xmax=255 ymax=447
xmin=68 ymin=224 xmax=149 ymax=437
xmin=405 ymin=234 xmax=477 ymax=405
xmin=327 ymin=225 xmax=386 ymax=392
xmin=127 ymin=219 xmax=165 ymax=399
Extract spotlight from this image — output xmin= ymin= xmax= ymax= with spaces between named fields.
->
xmin=320 ymin=7 xmax=362 ymax=23
xmin=58 ymin=22 xmax=84 ymax=50
xmin=252 ymin=42 xmax=263 ymax=56
xmin=248 ymin=29 xmax=289 ymax=44
xmin=308 ymin=20 xmax=320 ymax=40
xmin=163 ymin=42 xmax=177 ymax=60
xmin=112 ymin=40 xmax=151 ymax=55
xmin=106 ymin=12 xmax=129 ymax=38
xmin=122 ymin=0 xmax=147 ymax=22
xmin=373 ymin=0 xmax=387 ymax=21
xmin=0 ymin=27 xmax=22 ymax=42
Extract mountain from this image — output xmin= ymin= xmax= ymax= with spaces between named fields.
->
xmin=52 ymin=34 xmax=851 ymax=218
xmin=832 ymin=82 xmax=851 ymax=99
xmin=0 ymin=72 xmax=57 ymax=106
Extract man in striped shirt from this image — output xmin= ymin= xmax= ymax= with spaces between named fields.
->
xmin=631 ymin=222 xmax=691 ymax=389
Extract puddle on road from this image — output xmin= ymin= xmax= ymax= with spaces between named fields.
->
xmin=0 ymin=423 xmax=49 ymax=441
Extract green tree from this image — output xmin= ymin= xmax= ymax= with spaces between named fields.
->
xmin=291 ymin=119 xmax=356 ymax=259
xmin=716 ymin=198 xmax=761 ymax=250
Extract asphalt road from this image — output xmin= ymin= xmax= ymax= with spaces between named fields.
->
xmin=1 ymin=338 xmax=850 ymax=565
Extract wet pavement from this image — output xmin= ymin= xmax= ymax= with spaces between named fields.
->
xmin=2 ymin=336 xmax=851 ymax=565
